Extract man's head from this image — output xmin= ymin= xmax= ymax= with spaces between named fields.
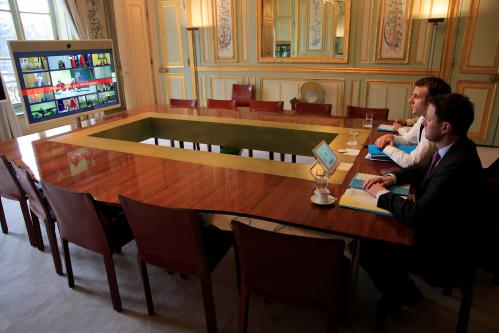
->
xmin=408 ymin=77 xmax=451 ymax=117
xmin=424 ymin=93 xmax=474 ymax=144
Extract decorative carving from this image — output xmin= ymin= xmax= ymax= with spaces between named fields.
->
xmin=86 ymin=0 xmax=109 ymax=39
xmin=212 ymin=0 xmax=238 ymax=62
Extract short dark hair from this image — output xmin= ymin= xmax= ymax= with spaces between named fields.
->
xmin=428 ymin=93 xmax=474 ymax=136
xmin=415 ymin=77 xmax=451 ymax=97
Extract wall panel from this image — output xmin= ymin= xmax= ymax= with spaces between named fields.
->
xmin=366 ymin=81 xmax=414 ymax=120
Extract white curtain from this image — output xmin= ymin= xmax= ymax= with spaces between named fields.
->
xmin=0 ymin=75 xmax=22 ymax=142
xmin=63 ymin=0 xmax=89 ymax=39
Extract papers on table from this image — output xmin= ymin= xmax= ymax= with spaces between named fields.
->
xmin=348 ymin=172 xmax=409 ymax=196
xmin=366 ymin=144 xmax=417 ymax=161
xmin=339 ymin=172 xmax=410 ymax=216
xmin=377 ymin=124 xmax=398 ymax=133
xmin=338 ymin=188 xmax=392 ymax=216
xmin=338 ymin=148 xmax=360 ymax=156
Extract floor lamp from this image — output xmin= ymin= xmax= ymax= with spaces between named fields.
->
xmin=426 ymin=17 xmax=444 ymax=75
xmin=187 ymin=27 xmax=200 ymax=100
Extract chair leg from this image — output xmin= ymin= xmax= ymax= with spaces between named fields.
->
xmin=269 ymin=152 xmax=274 ymax=160
xmin=200 ymin=274 xmax=218 ymax=333
xmin=62 ymin=239 xmax=75 ymax=288
xmin=208 ymin=144 xmax=212 ymax=152
xmin=139 ymin=260 xmax=155 ymax=315
xmin=154 ymin=138 xmax=159 ymax=145
xmin=0 ymin=198 xmax=8 ymax=234
xmin=292 ymin=155 xmax=296 ymax=163
xmin=280 ymin=153 xmax=285 ymax=161
xmin=239 ymin=290 xmax=250 ymax=333
xmin=19 ymin=199 xmax=36 ymax=247
xmin=30 ymin=211 xmax=44 ymax=251
xmin=248 ymin=149 xmax=253 ymax=158
xmin=169 ymin=140 xmax=175 ymax=147
xmin=45 ymin=220 xmax=63 ymax=275
xmin=456 ymin=284 xmax=474 ymax=333
xmin=103 ymin=253 xmax=122 ymax=312
xmin=180 ymin=141 xmax=185 ymax=149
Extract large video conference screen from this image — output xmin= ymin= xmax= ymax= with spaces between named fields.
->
xmin=9 ymin=40 xmax=120 ymax=126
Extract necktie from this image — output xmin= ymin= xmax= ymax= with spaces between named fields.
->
xmin=428 ymin=151 xmax=441 ymax=174
xmin=419 ymin=124 xmax=424 ymax=143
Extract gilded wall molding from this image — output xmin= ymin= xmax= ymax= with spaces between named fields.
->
xmin=459 ymin=0 xmax=499 ymax=74
xmin=196 ymin=65 xmax=438 ymax=76
xmin=163 ymin=73 xmax=187 ymax=100
xmin=158 ymin=1 xmax=185 ymax=67
xmin=456 ymin=80 xmax=496 ymax=141
xmin=358 ymin=0 xmax=374 ymax=64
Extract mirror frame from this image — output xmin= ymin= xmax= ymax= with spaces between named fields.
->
xmin=257 ymin=0 xmax=351 ymax=63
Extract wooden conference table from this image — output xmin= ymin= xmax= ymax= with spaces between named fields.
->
xmin=0 ymin=104 xmax=413 ymax=247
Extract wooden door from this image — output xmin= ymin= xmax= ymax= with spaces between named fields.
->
xmin=113 ymin=0 xmax=156 ymax=108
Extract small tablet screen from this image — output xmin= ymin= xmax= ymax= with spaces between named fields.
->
xmin=312 ymin=140 xmax=339 ymax=174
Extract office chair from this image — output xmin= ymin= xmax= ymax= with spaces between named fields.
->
xmin=232 ymin=221 xmax=345 ymax=333
xmin=119 ymin=195 xmax=233 ymax=333
xmin=12 ymin=163 xmax=63 ymax=275
xmin=232 ymin=84 xmax=255 ymax=107
xmin=0 ymin=154 xmax=42 ymax=249
xmin=346 ymin=106 xmax=389 ymax=120
xmin=42 ymin=182 xmax=133 ymax=312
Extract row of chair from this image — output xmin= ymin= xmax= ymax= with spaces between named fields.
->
xmin=0 ymin=153 xmax=347 ymax=332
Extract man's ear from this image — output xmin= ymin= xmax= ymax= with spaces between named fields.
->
xmin=441 ymin=121 xmax=452 ymax=134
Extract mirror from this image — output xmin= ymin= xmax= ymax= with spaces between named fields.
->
xmin=258 ymin=0 xmax=350 ymax=63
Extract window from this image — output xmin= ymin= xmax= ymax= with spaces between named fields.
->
xmin=0 ymin=0 xmax=76 ymax=107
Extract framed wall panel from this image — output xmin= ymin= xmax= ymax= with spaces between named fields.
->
xmin=164 ymin=73 xmax=187 ymax=100
xmin=365 ymin=80 xmax=414 ymax=120
xmin=158 ymin=1 xmax=184 ymax=67
xmin=460 ymin=0 xmax=499 ymax=74
xmin=456 ymin=81 xmax=496 ymax=141
xmin=209 ymin=76 xmax=243 ymax=99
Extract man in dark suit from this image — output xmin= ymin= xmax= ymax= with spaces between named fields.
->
xmin=361 ymin=93 xmax=484 ymax=310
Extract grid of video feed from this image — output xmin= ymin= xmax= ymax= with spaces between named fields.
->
xmin=17 ymin=51 xmax=118 ymax=123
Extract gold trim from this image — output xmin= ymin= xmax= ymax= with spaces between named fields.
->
xmin=256 ymin=0 xmax=351 ymax=63
xmin=365 ymin=79 xmax=414 ymax=109
xmin=459 ymin=0 xmax=499 ymax=74
xmin=374 ymin=0 xmax=413 ymax=64
xmin=349 ymin=79 xmax=361 ymax=109
xmin=163 ymin=73 xmax=187 ymax=100
xmin=187 ymin=29 xmax=197 ymax=99
xmin=456 ymin=80 xmax=496 ymax=141
xmin=212 ymin=0 xmax=238 ymax=62
xmin=50 ymin=112 xmax=368 ymax=183
xmin=359 ymin=0 xmax=374 ymax=64
xmin=197 ymin=65 xmax=438 ymax=75
xmin=440 ymin=0 xmax=459 ymax=80
xmin=158 ymin=1 xmax=184 ymax=67
xmin=208 ymin=75 xmax=244 ymax=99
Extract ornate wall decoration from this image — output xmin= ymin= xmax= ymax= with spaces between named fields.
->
xmin=375 ymin=0 xmax=413 ymax=63
xmin=307 ymin=0 xmax=324 ymax=51
xmin=212 ymin=0 xmax=237 ymax=62
xmin=86 ymin=0 xmax=109 ymax=39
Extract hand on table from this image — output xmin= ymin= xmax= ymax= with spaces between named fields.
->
xmin=375 ymin=134 xmax=394 ymax=149
xmin=362 ymin=176 xmax=395 ymax=197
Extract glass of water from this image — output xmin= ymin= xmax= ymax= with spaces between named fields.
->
xmin=364 ymin=112 xmax=373 ymax=128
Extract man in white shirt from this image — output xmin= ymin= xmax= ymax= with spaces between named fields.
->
xmin=375 ymin=77 xmax=451 ymax=167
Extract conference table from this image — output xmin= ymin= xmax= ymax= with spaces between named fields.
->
xmin=0 ymin=104 xmax=412 ymax=319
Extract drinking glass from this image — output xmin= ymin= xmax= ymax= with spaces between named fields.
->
xmin=347 ymin=129 xmax=359 ymax=146
xmin=364 ymin=112 xmax=373 ymax=128
xmin=314 ymin=169 xmax=330 ymax=203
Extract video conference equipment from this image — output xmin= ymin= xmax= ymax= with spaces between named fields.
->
xmin=9 ymin=40 xmax=120 ymax=127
